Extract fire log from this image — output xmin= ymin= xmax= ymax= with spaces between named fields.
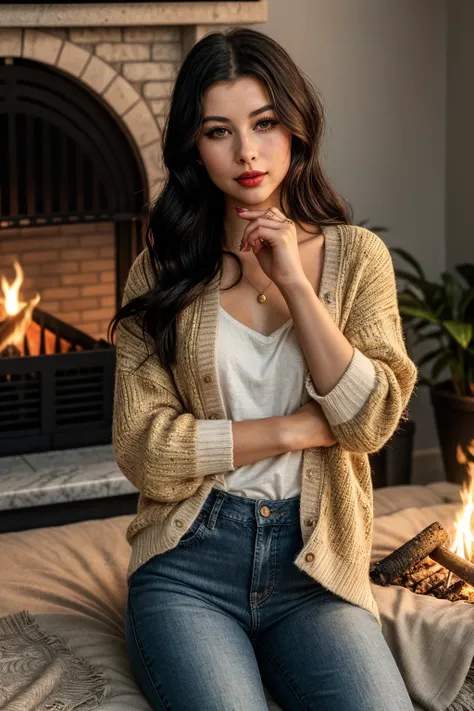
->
xmin=430 ymin=545 xmax=474 ymax=589
xmin=370 ymin=522 xmax=449 ymax=585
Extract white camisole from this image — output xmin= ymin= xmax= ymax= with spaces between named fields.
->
xmin=213 ymin=304 xmax=313 ymax=500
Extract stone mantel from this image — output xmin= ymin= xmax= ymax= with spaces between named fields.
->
xmin=0 ymin=2 xmax=268 ymax=28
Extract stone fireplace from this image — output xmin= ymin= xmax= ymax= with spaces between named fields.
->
xmin=0 ymin=1 xmax=268 ymax=341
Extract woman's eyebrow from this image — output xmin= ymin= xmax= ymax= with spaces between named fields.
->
xmin=202 ymin=104 xmax=274 ymax=124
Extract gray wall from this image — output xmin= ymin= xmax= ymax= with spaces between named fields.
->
xmin=446 ymin=1 xmax=474 ymax=270
xmin=256 ymin=0 xmax=450 ymax=455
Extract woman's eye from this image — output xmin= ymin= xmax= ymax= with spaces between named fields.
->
xmin=204 ymin=118 xmax=279 ymax=139
xmin=257 ymin=120 xmax=276 ymax=131
xmin=209 ymin=127 xmax=228 ymax=138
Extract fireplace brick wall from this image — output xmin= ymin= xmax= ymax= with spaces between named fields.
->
xmin=0 ymin=223 xmax=115 ymax=341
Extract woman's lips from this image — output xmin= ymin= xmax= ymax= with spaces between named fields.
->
xmin=235 ymin=173 xmax=266 ymax=187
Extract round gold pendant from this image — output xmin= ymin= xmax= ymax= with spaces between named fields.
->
xmin=257 ymin=293 xmax=267 ymax=304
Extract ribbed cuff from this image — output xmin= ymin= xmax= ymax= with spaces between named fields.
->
xmin=196 ymin=419 xmax=235 ymax=475
xmin=304 ymin=348 xmax=377 ymax=426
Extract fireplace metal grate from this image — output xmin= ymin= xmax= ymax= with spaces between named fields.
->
xmin=0 ymin=309 xmax=115 ymax=456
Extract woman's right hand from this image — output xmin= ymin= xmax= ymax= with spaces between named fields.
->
xmin=284 ymin=400 xmax=337 ymax=450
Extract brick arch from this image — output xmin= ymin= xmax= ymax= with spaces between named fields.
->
xmin=5 ymin=28 xmax=164 ymax=197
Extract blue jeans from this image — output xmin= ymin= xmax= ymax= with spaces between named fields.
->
xmin=125 ymin=488 xmax=414 ymax=711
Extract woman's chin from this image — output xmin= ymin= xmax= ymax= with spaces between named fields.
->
xmin=226 ymin=183 xmax=275 ymax=205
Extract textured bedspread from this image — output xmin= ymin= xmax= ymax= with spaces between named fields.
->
xmin=0 ymin=481 xmax=473 ymax=711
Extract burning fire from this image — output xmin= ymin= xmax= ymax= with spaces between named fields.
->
xmin=451 ymin=446 xmax=474 ymax=564
xmin=2 ymin=259 xmax=27 ymax=316
xmin=0 ymin=258 xmax=80 ymax=358
xmin=0 ymin=259 xmax=41 ymax=353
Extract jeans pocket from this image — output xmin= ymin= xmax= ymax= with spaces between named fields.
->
xmin=176 ymin=509 xmax=208 ymax=546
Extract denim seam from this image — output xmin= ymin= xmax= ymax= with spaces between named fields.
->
xmin=127 ymin=591 xmax=169 ymax=711
xmin=254 ymin=638 xmax=309 ymax=711
xmin=253 ymin=524 xmax=281 ymax=608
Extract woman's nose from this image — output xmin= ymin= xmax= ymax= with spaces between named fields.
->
xmin=236 ymin=135 xmax=258 ymax=164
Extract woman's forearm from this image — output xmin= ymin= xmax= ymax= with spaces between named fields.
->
xmin=231 ymin=416 xmax=300 ymax=468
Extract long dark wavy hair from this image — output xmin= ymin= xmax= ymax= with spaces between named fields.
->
xmin=108 ymin=26 xmax=352 ymax=371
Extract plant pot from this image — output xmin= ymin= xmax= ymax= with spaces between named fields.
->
xmin=369 ymin=417 xmax=416 ymax=488
xmin=430 ymin=380 xmax=474 ymax=484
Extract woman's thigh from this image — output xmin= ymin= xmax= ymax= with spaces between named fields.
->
xmin=126 ymin=557 xmax=269 ymax=711
xmin=254 ymin=590 xmax=414 ymax=711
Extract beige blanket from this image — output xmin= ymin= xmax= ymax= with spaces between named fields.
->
xmin=0 ymin=480 xmax=472 ymax=711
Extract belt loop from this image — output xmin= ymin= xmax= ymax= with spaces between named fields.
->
xmin=207 ymin=490 xmax=226 ymax=530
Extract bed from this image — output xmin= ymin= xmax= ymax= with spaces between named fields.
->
xmin=1 ymin=480 xmax=473 ymax=711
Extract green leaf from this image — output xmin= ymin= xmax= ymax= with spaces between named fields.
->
xmin=411 ymin=321 xmax=441 ymax=335
xmin=442 ymin=321 xmax=473 ymax=349
xmin=431 ymin=350 xmax=452 ymax=380
xmin=441 ymin=272 xmax=456 ymax=314
xmin=390 ymin=247 xmax=425 ymax=279
xmin=458 ymin=287 xmax=474 ymax=320
xmin=456 ymin=264 xmax=474 ymax=288
xmin=398 ymin=289 xmax=425 ymax=308
xmin=399 ymin=305 xmax=439 ymax=323
xmin=417 ymin=347 xmax=443 ymax=367
xmin=412 ymin=334 xmax=443 ymax=348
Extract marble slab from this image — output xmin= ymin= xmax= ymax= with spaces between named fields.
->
xmin=0 ymin=445 xmax=138 ymax=511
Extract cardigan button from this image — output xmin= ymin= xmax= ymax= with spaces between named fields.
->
xmin=209 ymin=413 xmax=219 ymax=419
xmin=305 ymin=553 xmax=315 ymax=563
xmin=323 ymin=291 xmax=335 ymax=305
xmin=305 ymin=469 xmax=316 ymax=479
xmin=174 ymin=519 xmax=184 ymax=528
xmin=203 ymin=375 xmax=213 ymax=383
xmin=304 ymin=518 xmax=315 ymax=527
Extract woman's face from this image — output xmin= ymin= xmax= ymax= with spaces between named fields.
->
xmin=195 ymin=76 xmax=292 ymax=208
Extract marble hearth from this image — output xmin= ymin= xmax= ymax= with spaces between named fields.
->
xmin=0 ymin=445 xmax=138 ymax=511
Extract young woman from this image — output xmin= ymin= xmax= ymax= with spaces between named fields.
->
xmin=110 ymin=27 xmax=417 ymax=711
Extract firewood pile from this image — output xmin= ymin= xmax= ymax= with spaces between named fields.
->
xmin=370 ymin=522 xmax=474 ymax=603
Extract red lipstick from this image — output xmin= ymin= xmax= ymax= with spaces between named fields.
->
xmin=235 ymin=170 xmax=266 ymax=188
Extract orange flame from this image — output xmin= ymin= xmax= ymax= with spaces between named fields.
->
xmin=451 ymin=444 xmax=474 ymax=563
xmin=0 ymin=259 xmax=41 ymax=352
xmin=1 ymin=259 xmax=28 ymax=316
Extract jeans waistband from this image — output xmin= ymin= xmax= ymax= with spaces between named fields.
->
xmin=201 ymin=487 xmax=301 ymax=526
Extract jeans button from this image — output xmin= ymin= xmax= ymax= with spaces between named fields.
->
xmin=260 ymin=505 xmax=271 ymax=517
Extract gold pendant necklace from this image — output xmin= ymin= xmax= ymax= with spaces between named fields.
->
xmin=242 ymin=273 xmax=273 ymax=303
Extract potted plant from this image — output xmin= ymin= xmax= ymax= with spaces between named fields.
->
xmin=357 ymin=221 xmax=416 ymax=488
xmin=389 ymin=247 xmax=474 ymax=484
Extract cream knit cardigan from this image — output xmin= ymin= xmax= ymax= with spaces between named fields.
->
xmin=112 ymin=223 xmax=418 ymax=628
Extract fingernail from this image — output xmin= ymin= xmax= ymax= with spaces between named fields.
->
xmin=235 ymin=207 xmax=247 ymax=214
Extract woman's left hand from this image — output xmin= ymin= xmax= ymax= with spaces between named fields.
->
xmin=237 ymin=207 xmax=307 ymax=289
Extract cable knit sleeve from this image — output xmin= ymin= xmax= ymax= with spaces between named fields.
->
xmin=112 ymin=250 xmax=234 ymax=500
xmin=305 ymin=232 xmax=418 ymax=454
